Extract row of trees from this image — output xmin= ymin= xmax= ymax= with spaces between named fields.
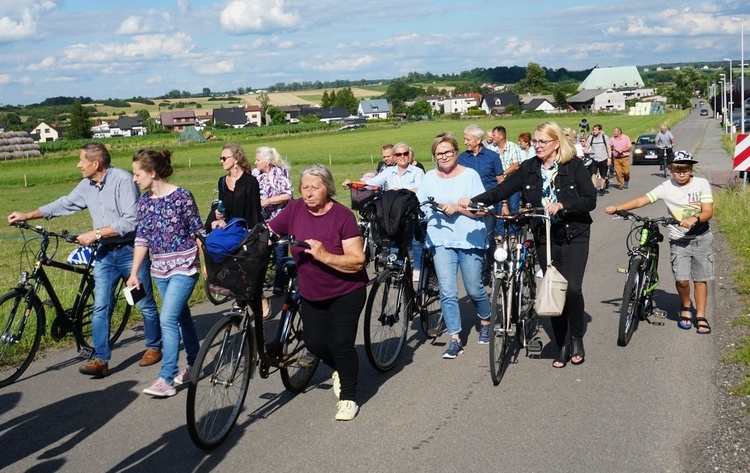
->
xmin=320 ymin=88 xmax=359 ymax=114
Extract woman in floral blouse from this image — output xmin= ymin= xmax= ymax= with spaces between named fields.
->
xmin=128 ymin=149 xmax=203 ymax=397
xmin=252 ymin=146 xmax=293 ymax=295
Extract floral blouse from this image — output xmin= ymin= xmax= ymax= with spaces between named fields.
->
xmin=135 ymin=187 xmax=203 ymax=278
xmin=252 ymin=166 xmax=293 ymax=221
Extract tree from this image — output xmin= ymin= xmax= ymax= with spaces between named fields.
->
xmin=135 ymin=109 xmax=150 ymax=120
xmin=267 ymin=107 xmax=286 ymax=125
xmin=406 ymin=99 xmax=433 ymax=118
xmin=257 ymin=92 xmax=270 ymax=125
xmin=237 ymin=87 xmax=245 ymax=96
xmin=333 ymin=87 xmax=358 ymax=114
xmin=321 ymin=90 xmax=331 ymax=108
xmin=384 ymin=79 xmax=425 ymax=102
xmin=515 ymin=62 xmax=551 ymax=94
xmin=202 ymin=87 xmax=211 ymax=97
xmin=552 ymin=87 xmax=568 ymax=110
xmin=664 ymin=66 xmax=703 ymax=109
xmin=66 ymin=101 xmax=93 ymax=140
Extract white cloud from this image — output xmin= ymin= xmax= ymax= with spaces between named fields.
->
xmin=146 ymin=74 xmax=163 ymax=84
xmin=194 ymin=60 xmax=234 ymax=75
xmin=278 ymin=41 xmax=293 ymax=49
xmin=220 ymin=0 xmax=300 ymax=34
xmin=116 ymin=16 xmax=147 ymax=35
xmin=300 ymin=54 xmax=376 ymax=72
xmin=27 ymin=56 xmax=56 ymax=71
xmin=61 ymin=33 xmax=194 ymax=65
xmin=0 ymin=74 xmax=11 ymax=84
xmin=177 ymin=0 xmax=190 ymax=14
xmin=0 ymin=0 xmax=58 ymax=42
xmin=43 ymin=75 xmax=73 ymax=82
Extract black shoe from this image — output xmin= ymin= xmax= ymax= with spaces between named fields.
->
xmin=553 ymin=345 xmax=569 ymax=368
xmin=571 ymin=337 xmax=585 ymax=365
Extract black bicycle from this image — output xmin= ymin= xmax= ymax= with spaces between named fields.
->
xmin=186 ymin=232 xmax=319 ymax=450
xmin=349 ymin=182 xmax=387 ymax=271
xmin=0 ymin=222 xmax=131 ymax=388
xmin=613 ymin=210 xmax=678 ymax=346
xmin=658 ymin=147 xmax=673 ymax=179
xmin=469 ymin=204 xmax=545 ymax=385
xmin=362 ymin=198 xmax=445 ymax=372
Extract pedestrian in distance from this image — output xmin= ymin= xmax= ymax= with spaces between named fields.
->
xmin=129 ymin=149 xmax=203 ymax=397
xmin=584 ymin=124 xmax=612 ymax=196
xmin=605 ymin=151 xmax=713 ymax=335
xmin=610 ymin=127 xmax=632 ymax=190
xmin=7 ymin=142 xmax=161 ymax=377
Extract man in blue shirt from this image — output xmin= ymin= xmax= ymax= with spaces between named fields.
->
xmin=7 ymin=142 xmax=161 ymax=377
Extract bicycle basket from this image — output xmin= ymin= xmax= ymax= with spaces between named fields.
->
xmin=198 ymin=223 xmax=272 ymax=301
xmin=350 ymin=183 xmax=381 ymax=211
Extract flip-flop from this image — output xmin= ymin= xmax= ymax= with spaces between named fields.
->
xmin=677 ymin=306 xmax=693 ymax=330
xmin=694 ymin=317 xmax=712 ymax=335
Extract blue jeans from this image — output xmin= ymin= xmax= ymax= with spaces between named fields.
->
xmin=92 ymin=244 xmax=160 ymax=362
xmin=272 ymin=243 xmax=289 ymax=290
xmin=494 ymin=191 xmax=521 ymax=238
xmin=432 ymin=247 xmax=490 ymax=337
xmin=152 ymin=273 xmax=200 ymax=384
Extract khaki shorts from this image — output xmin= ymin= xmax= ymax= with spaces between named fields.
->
xmin=670 ymin=231 xmax=714 ymax=282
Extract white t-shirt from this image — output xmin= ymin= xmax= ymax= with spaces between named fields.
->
xmin=647 ymin=177 xmax=713 ymax=240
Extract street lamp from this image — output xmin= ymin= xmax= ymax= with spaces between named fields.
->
xmin=720 ymin=73 xmax=727 ymax=132
xmin=725 ymin=57 xmax=733 ymax=135
xmin=732 ymin=17 xmax=745 ymax=134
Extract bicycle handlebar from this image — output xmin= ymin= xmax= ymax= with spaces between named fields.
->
xmin=276 ymin=234 xmax=311 ymax=249
xmin=12 ymin=221 xmax=82 ymax=244
xmin=614 ymin=210 xmax=679 ymax=226
xmin=466 ymin=203 xmax=548 ymax=221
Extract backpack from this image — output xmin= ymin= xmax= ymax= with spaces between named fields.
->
xmin=204 ymin=217 xmax=249 ymax=263
xmin=365 ymin=189 xmax=420 ymax=247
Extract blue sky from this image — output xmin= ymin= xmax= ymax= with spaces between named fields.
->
xmin=0 ymin=0 xmax=749 ymax=106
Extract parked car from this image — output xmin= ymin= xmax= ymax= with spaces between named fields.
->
xmin=630 ymin=134 xmax=659 ymax=165
xmin=732 ymin=118 xmax=750 ymax=131
xmin=700 ymin=109 xmax=709 ymax=116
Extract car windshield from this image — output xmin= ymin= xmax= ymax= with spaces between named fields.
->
xmin=637 ymin=136 xmax=655 ymax=145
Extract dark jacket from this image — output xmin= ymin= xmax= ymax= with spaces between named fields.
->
xmin=471 ymin=156 xmax=596 ymax=242
xmin=205 ymin=172 xmax=263 ymax=232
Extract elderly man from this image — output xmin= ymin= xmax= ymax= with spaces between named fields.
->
xmin=7 ymin=142 xmax=161 ymax=377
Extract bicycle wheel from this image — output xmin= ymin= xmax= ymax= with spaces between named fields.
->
xmin=203 ymin=278 xmax=232 ymax=305
xmin=186 ymin=315 xmax=254 ymax=450
xmin=0 ymin=290 xmax=44 ymax=388
xmin=617 ymin=257 xmax=643 ymax=347
xmin=364 ymin=269 xmax=409 ymax=372
xmin=419 ymin=265 xmax=445 ymax=339
xmin=279 ymin=307 xmax=320 ymax=393
xmin=489 ymin=278 xmax=508 ymax=386
xmin=515 ymin=261 xmax=538 ymax=347
xmin=78 ymin=277 xmax=132 ymax=350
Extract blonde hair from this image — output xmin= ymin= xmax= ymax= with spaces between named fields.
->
xmin=255 ymin=146 xmax=289 ymax=169
xmin=536 ymin=121 xmax=576 ymax=164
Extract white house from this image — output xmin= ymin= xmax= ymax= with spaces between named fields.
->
xmin=568 ymin=89 xmax=626 ymax=112
xmin=30 ymin=121 xmax=59 ymax=142
xmin=444 ymin=94 xmax=480 ymax=114
xmin=357 ymin=99 xmax=391 ymax=119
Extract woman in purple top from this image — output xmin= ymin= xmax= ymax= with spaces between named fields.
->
xmin=269 ymin=164 xmax=368 ymax=421
xmin=128 ymin=149 xmax=203 ymax=398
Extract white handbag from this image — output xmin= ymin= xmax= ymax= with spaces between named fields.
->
xmin=534 ymin=211 xmax=568 ymax=317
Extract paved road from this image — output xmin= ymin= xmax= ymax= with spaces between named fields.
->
xmin=0 ymin=108 xmax=735 ymax=472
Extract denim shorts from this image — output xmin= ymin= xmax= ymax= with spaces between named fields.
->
xmin=670 ymin=231 xmax=714 ymax=282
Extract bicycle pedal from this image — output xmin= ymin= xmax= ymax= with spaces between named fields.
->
xmin=652 ymin=308 xmax=667 ymax=318
xmin=526 ymin=338 xmax=543 ymax=353
xmin=78 ymin=347 xmax=93 ymax=359
xmin=42 ymin=299 xmax=54 ymax=308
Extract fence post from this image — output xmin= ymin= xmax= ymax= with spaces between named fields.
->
xmin=24 ymin=174 xmax=27 ymax=187
xmin=329 ymin=155 xmax=332 ymax=166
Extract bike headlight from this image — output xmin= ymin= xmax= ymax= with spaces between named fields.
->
xmin=493 ymin=247 xmax=508 ymax=262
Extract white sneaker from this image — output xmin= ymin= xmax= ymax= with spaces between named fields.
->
xmin=173 ymin=366 xmax=193 ymax=386
xmin=335 ymin=400 xmax=359 ymax=421
xmin=142 ymin=377 xmax=176 ymax=397
xmin=412 ymin=269 xmax=420 ymax=283
xmin=332 ymin=371 xmax=341 ymax=399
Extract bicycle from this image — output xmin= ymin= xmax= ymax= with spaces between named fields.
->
xmin=362 ymin=198 xmax=445 ymax=372
xmin=186 ymin=231 xmax=320 ymax=450
xmin=349 ymin=182 xmax=387 ymax=271
xmin=0 ymin=221 xmax=131 ymax=388
xmin=468 ymin=204 xmax=545 ymax=385
xmin=203 ymin=189 xmax=233 ymax=306
xmin=612 ymin=210 xmax=678 ymax=346
xmin=658 ymin=147 xmax=673 ymax=179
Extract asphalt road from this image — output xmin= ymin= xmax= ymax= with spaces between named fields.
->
xmin=0 ymin=108 xmax=732 ymax=473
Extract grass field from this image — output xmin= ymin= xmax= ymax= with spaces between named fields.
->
xmin=0 ymin=112 xmax=685 ymax=351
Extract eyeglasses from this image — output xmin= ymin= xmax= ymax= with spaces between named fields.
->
xmin=220 ymin=156 xmax=233 ymax=162
xmin=434 ymin=149 xmax=457 ymax=159
xmin=393 ymin=152 xmax=410 ymax=158
xmin=672 ymin=170 xmax=691 ymax=175
xmin=531 ymin=139 xmax=556 ymax=147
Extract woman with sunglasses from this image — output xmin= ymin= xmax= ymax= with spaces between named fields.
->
xmin=459 ymin=121 xmax=597 ymax=368
xmin=204 ymin=143 xmax=262 ymax=232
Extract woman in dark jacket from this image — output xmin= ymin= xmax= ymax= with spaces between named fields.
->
xmin=205 ymin=143 xmax=262 ymax=232
xmin=459 ymin=121 xmax=597 ymax=368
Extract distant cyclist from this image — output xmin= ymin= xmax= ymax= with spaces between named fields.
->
xmin=655 ymin=124 xmax=675 ymax=169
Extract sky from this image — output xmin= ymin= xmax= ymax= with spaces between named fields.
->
xmin=0 ymin=0 xmax=749 ymax=106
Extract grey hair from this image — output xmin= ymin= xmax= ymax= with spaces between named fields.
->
xmin=256 ymin=146 xmax=288 ymax=169
xmin=464 ymin=124 xmax=484 ymax=140
xmin=392 ymin=141 xmax=410 ymax=154
xmin=299 ymin=164 xmax=336 ymax=197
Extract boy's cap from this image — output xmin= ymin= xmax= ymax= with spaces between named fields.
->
xmin=670 ymin=150 xmax=698 ymax=165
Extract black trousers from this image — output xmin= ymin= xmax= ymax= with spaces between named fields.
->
xmin=300 ymin=286 xmax=366 ymax=402
xmin=536 ymin=227 xmax=590 ymax=347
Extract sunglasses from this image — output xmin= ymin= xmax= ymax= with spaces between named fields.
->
xmin=220 ymin=156 xmax=233 ymax=162
xmin=393 ymin=152 xmax=410 ymax=158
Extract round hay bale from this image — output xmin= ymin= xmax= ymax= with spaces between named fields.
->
xmin=26 ymin=150 xmax=42 ymax=157
xmin=11 ymin=151 xmax=26 ymax=159
xmin=0 ymin=152 xmax=12 ymax=160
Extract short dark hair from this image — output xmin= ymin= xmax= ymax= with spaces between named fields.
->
xmin=82 ymin=142 xmax=111 ymax=167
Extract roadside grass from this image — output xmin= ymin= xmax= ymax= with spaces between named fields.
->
xmin=714 ymin=180 xmax=750 ymax=399
xmin=0 ymin=112 xmax=679 ymax=356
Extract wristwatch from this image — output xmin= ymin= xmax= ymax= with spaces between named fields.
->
xmin=95 ymin=229 xmax=102 ymax=240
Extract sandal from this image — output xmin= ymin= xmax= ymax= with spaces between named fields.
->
xmin=694 ymin=317 xmax=712 ymax=335
xmin=570 ymin=337 xmax=585 ymax=365
xmin=553 ymin=345 xmax=570 ymax=368
xmin=677 ymin=306 xmax=693 ymax=330
xmin=261 ymin=296 xmax=271 ymax=320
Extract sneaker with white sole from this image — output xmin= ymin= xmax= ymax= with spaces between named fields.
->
xmin=442 ymin=338 xmax=464 ymax=359
xmin=173 ymin=366 xmax=193 ymax=386
xmin=412 ymin=269 xmax=420 ymax=283
xmin=142 ymin=377 xmax=176 ymax=397
xmin=478 ymin=324 xmax=491 ymax=345
xmin=335 ymin=400 xmax=359 ymax=421
xmin=332 ymin=371 xmax=341 ymax=399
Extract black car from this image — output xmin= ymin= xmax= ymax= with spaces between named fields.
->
xmin=631 ymin=134 xmax=659 ymax=165
xmin=700 ymin=109 xmax=709 ymax=116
